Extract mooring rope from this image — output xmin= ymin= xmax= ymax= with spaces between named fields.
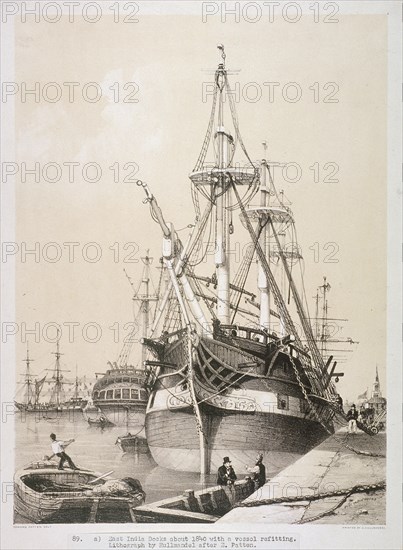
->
xmin=235 ymin=481 xmax=386 ymax=509
xmin=296 ymin=491 xmax=357 ymax=524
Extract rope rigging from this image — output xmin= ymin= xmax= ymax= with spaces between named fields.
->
xmin=136 ymin=48 xmax=371 ymax=483
xmin=230 ymin=175 xmax=336 ymax=402
xmin=229 ymin=225 xmax=263 ymax=325
xmin=267 ymin=216 xmax=337 ymax=401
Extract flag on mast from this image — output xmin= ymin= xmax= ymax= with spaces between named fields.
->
xmin=357 ymin=389 xmax=367 ymax=400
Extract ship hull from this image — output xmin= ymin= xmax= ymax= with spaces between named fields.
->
xmin=15 ymin=403 xmax=86 ymax=422
xmin=93 ymin=403 xmax=146 ymax=428
xmin=91 ymin=367 xmax=148 ymax=427
xmin=15 ymin=399 xmax=88 ymax=415
xmin=145 ymin=404 xmax=329 ymax=474
xmin=143 ymin=330 xmax=335 ymax=474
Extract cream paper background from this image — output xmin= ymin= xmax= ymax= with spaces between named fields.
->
xmin=1 ymin=1 xmax=401 ymax=549
xmin=13 ymin=10 xmax=388 ymax=400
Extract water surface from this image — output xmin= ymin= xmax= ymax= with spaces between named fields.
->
xmin=14 ymin=412 xmax=219 ymax=522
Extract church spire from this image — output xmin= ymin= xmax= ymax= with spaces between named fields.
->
xmin=372 ymin=365 xmax=381 ymax=398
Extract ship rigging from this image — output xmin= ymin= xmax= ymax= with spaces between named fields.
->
xmin=91 ymin=252 xmax=159 ymax=426
xmin=135 ymin=46 xmax=346 ymax=474
xmin=15 ymin=335 xmax=87 ymax=414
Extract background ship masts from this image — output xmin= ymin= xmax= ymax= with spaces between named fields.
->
xmin=22 ymin=342 xmax=35 ymax=406
xmin=47 ymin=331 xmax=70 ymax=407
xmin=312 ymin=277 xmax=358 ymax=367
xmin=320 ymin=277 xmax=331 ymax=356
xmin=132 ymin=251 xmax=158 ymax=369
xmin=53 ymin=336 xmax=62 ymax=407
xmin=118 ymin=256 xmax=159 ymax=369
xmin=74 ymin=363 xmax=79 ymax=400
xmin=140 ymin=253 xmax=151 ymax=367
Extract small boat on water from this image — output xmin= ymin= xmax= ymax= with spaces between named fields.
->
xmin=14 ymin=461 xmax=145 ymax=524
xmin=132 ymin=477 xmax=255 ymax=523
xmin=115 ymin=434 xmax=150 ymax=454
xmin=87 ymin=417 xmax=115 ymax=428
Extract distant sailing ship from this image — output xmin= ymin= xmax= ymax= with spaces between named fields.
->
xmin=91 ymin=253 xmax=158 ymax=427
xmin=15 ymin=344 xmax=46 ymax=412
xmin=312 ymin=276 xmax=358 ymax=382
xmin=15 ymin=338 xmax=88 ymax=414
xmin=136 ymin=46 xmax=345 ymax=474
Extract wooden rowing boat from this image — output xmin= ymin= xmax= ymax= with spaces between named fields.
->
xmin=87 ymin=417 xmax=115 ymax=428
xmin=131 ymin=478 xmax=255 ymax=523
xmin=115 ymin=434 xmax=150 ymax=454
xmin=14 ymin=461 xmax=145 ymax=523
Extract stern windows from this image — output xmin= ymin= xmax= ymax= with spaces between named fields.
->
xmin=277 ymin=394 xmax=289 ymax=410
xmin=131 ymin=389 xmax=139 ymax=400
xmin=122 ymin=388 xmax=130 ymax=399
xmin=106 ymin=390 xmax=113 ymax=400
xmin=114 ymin=389 xmax=122 ymax=399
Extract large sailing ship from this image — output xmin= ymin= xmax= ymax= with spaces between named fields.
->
xmin=15 ymin=338 xmax=88 ymax=415
xmin=138 ymin=46 xmax=344 ymax=474
xmin=91 ymin=254 xmax=158 ymax=426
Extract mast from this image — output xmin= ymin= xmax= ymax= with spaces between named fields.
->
xmin=53 ymin=334 xmax=63 ymax=406
xmin=278 ymin=190 xmax=287 ymax=337
xmin=215 ymin=46 xmax=231 ymax=324
xmin=137 ymin=181 xmax=212 ymax=336
xmin=188 ymin=44 xmax=259 ymax=330
xmin=135 ymin=251 xmax=153 ymax=368
xmin=23 ymin=342 xmax=34 ymax=406
xmin=314 ymin=289 xmax=320 ymax=341
xmin=47 ymin=330 xmax=69 ymax=407
xmin=120 ymin=257 xmax=159 ymax=369
xmin=74 ymin=363 xmax=79 ymax=400
xmin=319 ymin=277 xmax=331 ymax=355
xmin=257 ymin=141 xmax=270 ymax=330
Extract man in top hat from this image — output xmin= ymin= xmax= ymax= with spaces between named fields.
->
xmin=217 ymin=456 xmax=237 ymax=486
xmin=346 ymin=404 xmax=358 ymax=434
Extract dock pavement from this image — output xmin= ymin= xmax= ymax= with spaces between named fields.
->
xmin=218 ymin=428 xmax=386 ymax=525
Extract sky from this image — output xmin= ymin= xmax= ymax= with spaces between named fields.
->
xmin=8 ymin=6 xmax=388 ymax=403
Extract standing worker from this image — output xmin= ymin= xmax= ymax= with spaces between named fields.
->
xmin=346 ymin=404 xmax=358 ymax=434
xmin=49 ymin=433 xmax=78 ymax=470
xmin=245 ymin=452 xmax=266 ymax=490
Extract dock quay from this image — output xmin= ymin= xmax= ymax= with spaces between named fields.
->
xmin=218 ymin=428 xmax=386 ymax=525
